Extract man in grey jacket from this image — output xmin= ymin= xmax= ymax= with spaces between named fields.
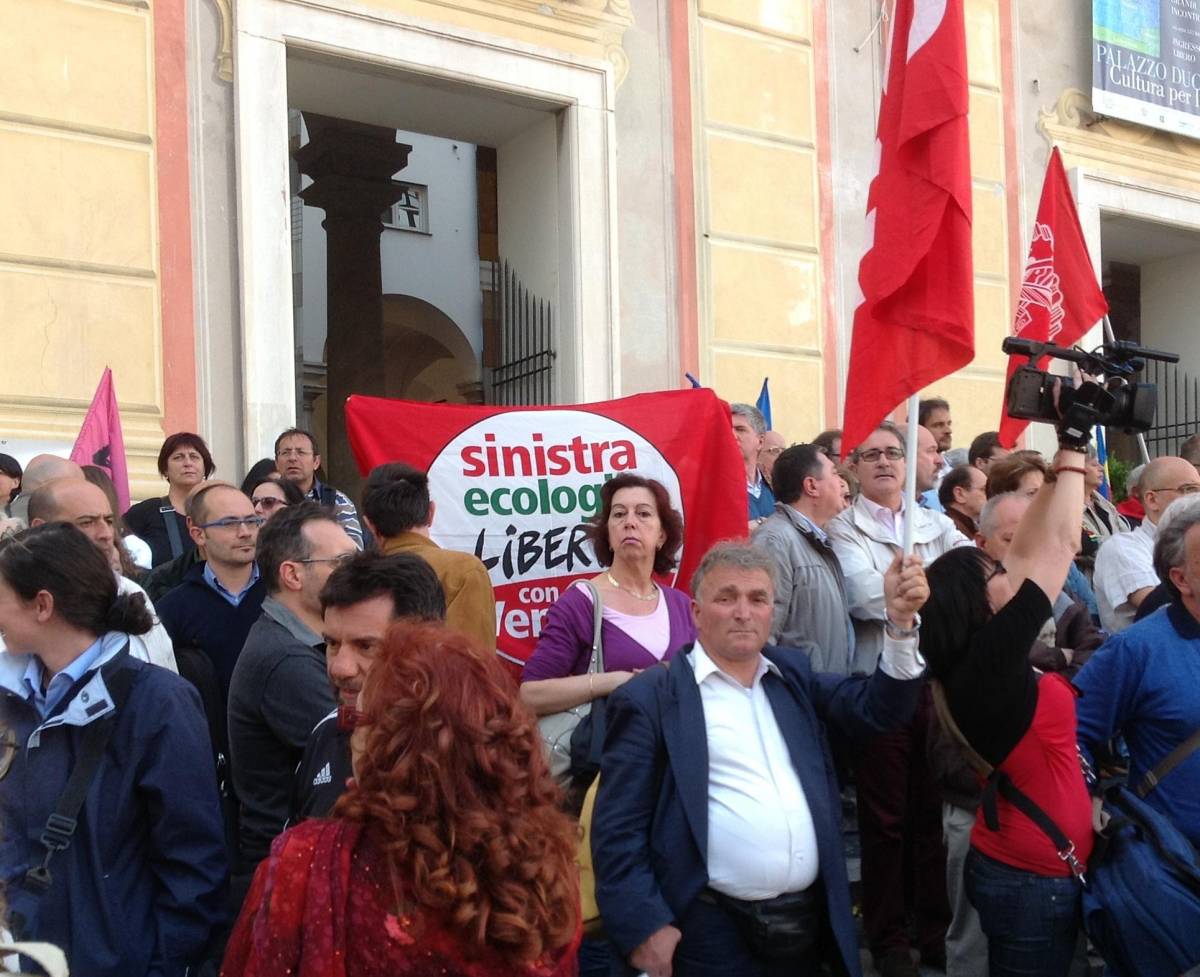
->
xmin=751 ymin=443 xmax=854 ymax=673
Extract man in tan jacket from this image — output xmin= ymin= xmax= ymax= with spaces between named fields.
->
xmin=360 ymin=463 xmax=496 ymax=653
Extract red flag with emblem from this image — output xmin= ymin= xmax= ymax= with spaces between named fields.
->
xmin=998 ymin=148 xmax=1109 ymax=447
xmin=842 ymin=0 xmax=974 ymax=456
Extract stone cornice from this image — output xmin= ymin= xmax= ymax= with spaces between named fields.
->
xmin=213 ymin=0 xmax=633 ymax=85
xmin=1038 ymin=88 xmax=1200 ymax=187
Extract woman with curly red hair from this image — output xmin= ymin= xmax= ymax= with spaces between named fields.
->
xmin=222 ymin=622 xmax=581 ymax=977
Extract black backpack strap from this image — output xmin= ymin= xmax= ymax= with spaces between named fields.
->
xmin=1137 ymin=726 xmax=1200 ymax=798
xmin=979 ymin=769 xmax=1086 ymax=882
xmin=23 ymin=658 xmax=136 ymax=896
xmin=159 ymin=499 xmax=185 ymax=560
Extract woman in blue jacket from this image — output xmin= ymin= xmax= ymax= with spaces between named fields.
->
xmin=0 ymin=522 xmax=228 ymax=977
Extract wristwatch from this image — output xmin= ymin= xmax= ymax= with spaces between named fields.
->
xmin=884 ymin=613 xmax=921 ymax=640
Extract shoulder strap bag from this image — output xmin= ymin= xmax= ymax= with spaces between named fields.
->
xmin=159 ymin=500 xmax=185 ymax=560
xmin=537 ymin=581 xmax=604 ymax=787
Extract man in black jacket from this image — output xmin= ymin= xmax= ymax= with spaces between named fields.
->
xmin=289 ymin=551 xmax=446 ymax=820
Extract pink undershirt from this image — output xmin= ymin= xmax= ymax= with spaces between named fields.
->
xmin=574 ymin=580 xmax=672 ymax=660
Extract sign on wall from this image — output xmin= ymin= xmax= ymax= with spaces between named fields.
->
xmin=345 ymin=389 xmax=746 ymax=671
xmin=1093 ymin=0 xmax=1200 ymax=138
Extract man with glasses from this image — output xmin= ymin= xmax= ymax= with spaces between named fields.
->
xmin=156 ymin=481 xmax=268 ymax=697
xmin=227 ymin=502 xmax=355 ymax=879
xmin=826 ymin=421 xmax=970 ymax=977
xmin=1093 ymin=454 xmax=1200 ymax=633
xmin=274 ymin=428 xmax=365 ymax=548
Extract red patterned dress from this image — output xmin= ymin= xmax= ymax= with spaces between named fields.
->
xmin=222 ymin=818 xmax=579 ymax=977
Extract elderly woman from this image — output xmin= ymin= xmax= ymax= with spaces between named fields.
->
xmin=519 ymin=473 xmax=695 ymax=716
xmin=922 ymin=443 xmax=1093 ymax=977
xmin=124 ymin=432 xmax=216 ymax=567
xmin=222 ymin=622 xmax=581 ymax=977
xmin=985 ymin=450 xmax=1051 ymax=499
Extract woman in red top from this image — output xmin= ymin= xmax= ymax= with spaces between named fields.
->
xmin=921 ymin=444 xmax=1091 ymax=977
xmin=222 ymin=622 xmax=581 ymax=977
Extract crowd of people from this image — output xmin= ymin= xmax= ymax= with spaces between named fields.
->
xmin=1 ymin=400 xmax=1200 ymax=977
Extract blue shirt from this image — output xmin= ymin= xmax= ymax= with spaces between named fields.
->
xmin=21 ymin=635 xmax=106 ymax=719
xmin=1075 ymin=600 xmax=1200 ymax=847
xmin=203 ymin=562 xmax=262 ymax=607
xmin=748 ymin=472 xmax=776 ymax=521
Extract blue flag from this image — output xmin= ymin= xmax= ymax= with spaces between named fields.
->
xmin=1096 ymin=426 xmax=1111 ymax=499
xmin=756 ymin=378 xmax=772 ymax=429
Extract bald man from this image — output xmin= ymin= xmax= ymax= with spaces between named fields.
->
xmin=6 ymin=454 xmax=82 ymax=525
xmin=1094 ymin=455 xmax=1200 ymax=633
xmin=23 ymin=478 xmax=177 ymax=671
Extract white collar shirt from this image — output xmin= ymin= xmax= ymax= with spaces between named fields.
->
xmin=1094 ymin=518 xmax=1159 ymax=634
xmin=860 ymin=494 xmax=905 ymax=545
xmin=690 ymin=641 xmax=820 ymax=900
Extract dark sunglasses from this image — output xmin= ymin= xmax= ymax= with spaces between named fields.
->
xmin=985 ymin=561 xmax=1007 ymax=584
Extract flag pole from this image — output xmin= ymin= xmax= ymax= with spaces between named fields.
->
xmin=1101 ymin=315 xmax=1151 ymax=464
xmin=902 ymin=393 xmax=920 ymax=557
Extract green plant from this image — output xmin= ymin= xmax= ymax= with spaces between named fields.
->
xmin=1107 ymin=456 xmax=1132 ymax=502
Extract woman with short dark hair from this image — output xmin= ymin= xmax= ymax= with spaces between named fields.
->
xmin=124 ymin=432 xmax=217 ymax=567
xmin=519 ymin=472 xmax=695 ymax=717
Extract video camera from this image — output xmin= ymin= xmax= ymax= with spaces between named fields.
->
xmin=1002 ymin=337 xmax=1177 ymax=442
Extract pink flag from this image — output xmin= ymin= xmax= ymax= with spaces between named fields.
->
xmin=71 ymin=368 xmax=130 ymax=511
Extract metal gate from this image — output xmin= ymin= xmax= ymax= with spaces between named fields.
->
xmin=1142 ymin=358 xmax=1200 ymax=457
xmin=484 ymin=261 xmax=556 ymax=406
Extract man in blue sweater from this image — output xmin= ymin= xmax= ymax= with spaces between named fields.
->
xmin=156 ymin=481 xmax=266 ymax=698
xmin=1076 ymin=494 xmax=1200 ymax=846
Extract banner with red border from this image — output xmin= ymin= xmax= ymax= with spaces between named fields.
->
xmin=345 ymin=388 xmax=746 ymax=670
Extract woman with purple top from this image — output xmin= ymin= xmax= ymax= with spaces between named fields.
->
xmin=520 ymin=473 xmax=695 ymax=715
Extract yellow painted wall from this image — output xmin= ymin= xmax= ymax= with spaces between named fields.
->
xmin=693 ymin=0 xmax=826 ymax=443
xmin=0 ymin=0 xmax=166 ymax=499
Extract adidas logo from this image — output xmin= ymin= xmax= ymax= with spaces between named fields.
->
xmin=312 ymin=762 xmax=332 ymax=787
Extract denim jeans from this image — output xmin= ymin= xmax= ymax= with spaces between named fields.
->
xmin=965 ymin=847 xmax=1081 ymax=977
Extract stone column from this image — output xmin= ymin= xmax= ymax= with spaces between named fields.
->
xmin=294 ymin=113 xmax=412 ymax=495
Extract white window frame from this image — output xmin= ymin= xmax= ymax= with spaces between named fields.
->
xmin=231 ymin=0 xmax=620 ymax=465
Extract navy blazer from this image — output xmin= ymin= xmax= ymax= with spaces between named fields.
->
xmin=591 ymin=642 xmax=922 ymax=976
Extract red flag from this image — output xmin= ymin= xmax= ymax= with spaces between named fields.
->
xmin=70 ymin=367 xmax=130 ymax=511
xmin=345 ymin=389 xmax=745 ymax=674
xmin=998 ymin=148 xmax=1108 ymax=447
xmin=842 ymin=0 xmax=974 ymax=455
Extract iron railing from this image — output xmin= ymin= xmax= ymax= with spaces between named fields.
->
xmin=485 ymin=260 xmax=556 ymax=406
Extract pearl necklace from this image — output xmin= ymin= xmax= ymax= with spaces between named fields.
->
xmin=606 ymin=571 xmax=658 ymax=602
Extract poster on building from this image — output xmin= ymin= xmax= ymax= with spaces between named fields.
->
xmin=1093 ymin=0 xmax=1200 ymax=138
xmin=345 ymin=388 xmax=746 ymax=670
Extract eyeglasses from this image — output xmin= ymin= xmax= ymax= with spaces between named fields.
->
xmin=985 ymin=561 xmax=1007 ymax=584
xmin=854 ymin=447 xmax=905 ymax=463
xmin=276 ymin=447 xmax=314 ymax=459
xmin=296 ymin=552 xmax=356 ymax=567
xmin=252 ymin=496 xmax=287 ymax=511
xmin=197 ymin=516 xmax=266 ymax=531
xmin=1148 ymin=484 xmax=1200 ymax=496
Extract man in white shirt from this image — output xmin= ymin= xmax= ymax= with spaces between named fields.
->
xmin=592 ymin=541 xmax=928 ymax=977
xmin=1094 ymin=455 xmax=1200 ymax=633
xmin=20 ymin=478 xmax=176 ymax=671
xmin=826 ymin=421 xmax=969 ymax=977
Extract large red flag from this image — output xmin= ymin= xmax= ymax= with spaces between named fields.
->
xmin=998 ymin=148 xmax=1108 ymax=447
xmin=345 ymin=389 xmax=745 ymax=673
xmin=70 ymin=367 xmax=130 ymax=511
xmin=842 ymin=0 xmax=974 ymax=455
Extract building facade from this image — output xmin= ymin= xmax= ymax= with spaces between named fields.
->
xmin=3 ymin=0 xmax=1199 ymax=497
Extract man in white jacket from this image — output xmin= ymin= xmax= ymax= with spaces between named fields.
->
xmin=18 ymin=478 xmax=177 ymax=671
xmin=826 ymin=421 xmax=969 ymax=977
